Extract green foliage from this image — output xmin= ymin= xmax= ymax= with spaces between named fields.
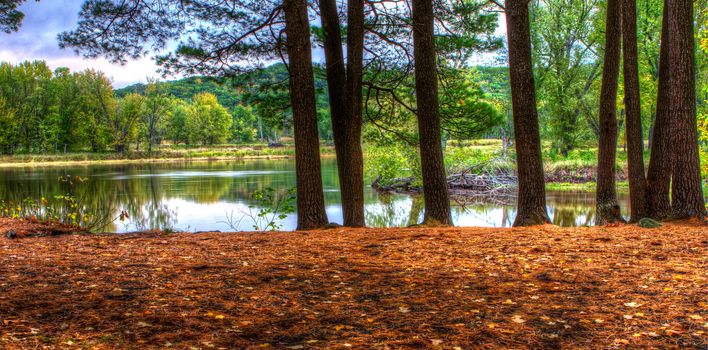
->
xmin=139 ymin=81 xmax=173 ymax=151
xmin=0 ymin=174 xmax=115 ymax=231
xmin=117 ymin=64 xmax=333 ymax=144
xmin=637 ymin=217 xmax=661 ymax=228
xmin=222 ymin=187 xmax=296 ymax=231
xmin=166 ymin=99 xmax=190 ymax=145
xmin=185 ymin=93 xmax=232 ymax=145
xmin=444 ymin=145 xmax=512 ymax=173
xmin=0 ymin=62 xmax=118 ymax=154
xmin=113 ymin=93 xmax=143 ymax=152
xmin=231 ymin=104 xmax=258 ymax=143
xmin=365 ymin=144 xmax=421 ymax=186
xmin=530 ymin=0 xmax=602 ymax=154
xmin=0 ymin=1 xmax=28 ymax=33
xmin=439 ymin=68 xmax=503 ymax=139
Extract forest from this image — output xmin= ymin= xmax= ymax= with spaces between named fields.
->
xmin=0 ymin=0 xmax=706 ymax=348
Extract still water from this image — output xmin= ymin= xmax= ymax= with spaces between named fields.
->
xmin=0 ymin=158 xmax=628 ymax=232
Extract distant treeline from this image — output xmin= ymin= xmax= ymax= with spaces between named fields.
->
xmin=0 ymin=61 xmax=510 ymax=155
xmin=0 ymin=62 xmax=338 ymax=154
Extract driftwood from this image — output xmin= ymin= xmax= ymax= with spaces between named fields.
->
xmin=372 ymin=163 xmax=519 ymax=206
xmin=371 ymin=176 xmax=422 ymax=194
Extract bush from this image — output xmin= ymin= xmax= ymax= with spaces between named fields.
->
xmin=365 ymin=144 xmax=420 ymax=186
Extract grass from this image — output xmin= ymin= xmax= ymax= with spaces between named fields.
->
xmin=0 ymin=144 xmax=336 ymax=167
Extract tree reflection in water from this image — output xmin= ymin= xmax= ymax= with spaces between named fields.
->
xmin=0 ymin=159 xmax=628 ymax=232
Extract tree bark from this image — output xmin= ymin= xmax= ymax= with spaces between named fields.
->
xmin=319 ymin=0 xmax=366 ymax=227
xmin=283 ymin=0 xmax=329 ymax=230
xmin=595 ymin=0 xmax=624 ymax=225
xmin=412 ymin=0 xmax=452 ymax=225
xmin=504 ymin=0 xmax=551 ymax=226
xmin=344 ymin=0 xmax=366 ymax=227
xmin=645 ymin=0 xmax=672 ymax=219
xmin=621 ymin=0 xmax=648 ymax=222
xmin=667 ymin=0 xmax=707 ymax=218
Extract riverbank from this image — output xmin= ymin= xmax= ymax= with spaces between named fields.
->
xmin=0 ymin=218 xmax=706 ymax=349
xmin=0 ymin=145 xmax=335 ymax=168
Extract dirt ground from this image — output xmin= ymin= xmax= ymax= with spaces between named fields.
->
xmin=0 ymin=218 xmax=706 ymax=349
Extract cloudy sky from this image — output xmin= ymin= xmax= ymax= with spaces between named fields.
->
xmin=0 ymin=1 xmax=506 ymax=89
xmin=0 ymin=0 xmax=165 ymax=88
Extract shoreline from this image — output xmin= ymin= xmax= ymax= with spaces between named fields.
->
xmin=0 ymin=154 xmax=298 ymax=168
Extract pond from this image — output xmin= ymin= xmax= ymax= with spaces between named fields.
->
xmin=0 ymin=158 xmax=628 ymax=232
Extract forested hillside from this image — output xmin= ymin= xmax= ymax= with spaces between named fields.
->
xmin=116 ymin=64 xmax=331 ymax=111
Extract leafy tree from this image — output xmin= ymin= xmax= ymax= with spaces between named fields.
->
xmin=49 ymin=67 xmax=85 ymax=151
xmin=438 ymin=68 xmax=503 ymax=140
xmin=185 ymin=93 xmax=232 ymax=146
xmin=0 ymin=61 xmax=54 ymax=153
xmin=75 ymin=69 xmax=115 ymax=152
xmin=530 ymin=0 xmax=602 ymax=155
xmin=231 ymin=104 xmax=258 ymax=143
xmin=140 ymin=80 xmax=172 ymax=152
xmin=166 ymin=99 xmax=190 ymax=145
xmin=113 ymin=93 xmax=143 ymax=152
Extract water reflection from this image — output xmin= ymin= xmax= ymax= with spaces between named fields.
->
xmin=0 ymin=159 xmax=628 ymax=232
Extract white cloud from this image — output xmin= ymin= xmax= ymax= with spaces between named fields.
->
xmin=0 ymin=0 xmax=165 ymax=88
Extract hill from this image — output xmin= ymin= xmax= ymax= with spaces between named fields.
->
xmin=116 ymin=64 xmax=511 ymax=111
xmin=116 ymin=63 xmax=330 ymax=111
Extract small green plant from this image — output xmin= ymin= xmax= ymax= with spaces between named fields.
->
xmin=222 ymin=187 xmax=296 ymax=231
xmin=0 ymin=175 xmax=117 ymax=232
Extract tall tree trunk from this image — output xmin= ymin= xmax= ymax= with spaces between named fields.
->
xmin=622 ymin=0 xmax=648 ymax=222
xmin=319 ymin=0 xmax=366 ymax=227
xmin=667 ymin=0 xmax=707 ymax=218
xmin=646 ymin=0 xmax=672 ymax=219
xmin=504 ymin=0 xmax=551 ymax=226
xmin=344 ymin=0 xmax=366 ymax=227
xmin=283 ymin=0 xmax=329 ymax=230
xmin=412 ymin=0 xmax=452 ymax=225
xmin=595 ymin=0 xmax=624 ymax=225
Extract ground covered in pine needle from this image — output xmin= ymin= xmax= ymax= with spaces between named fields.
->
xmin=0 ymin=219 xmax=706 ymax=349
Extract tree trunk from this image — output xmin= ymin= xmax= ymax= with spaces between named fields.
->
xmin=412 ymin=0 xmax=452 ymax=225
xmin=283 ymin=0 xmax=329 ymax=230
xmin=622 ymin=0 xmax=648 ymax=222
xmin=595 ymin=0 xmax=624 ymax=225
xmin=667 ymin=0 xmax=707 ymax=218
xmin=646 ymin=0 xmax=672 ymax=219
xmin=344 ymin=0 xmax=366 ymax=227
xmin=504 ymin=0 xmax=551 ymax=226
xmin=319 ymin=0 xmax=366 ymax=227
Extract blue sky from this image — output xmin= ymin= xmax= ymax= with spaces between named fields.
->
xmin=0 ymin=0 xmax=170 ymax=88
xmin=0 ymin=1 xmax=506 ymax=88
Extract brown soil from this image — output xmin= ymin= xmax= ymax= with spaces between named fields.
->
xmin=0 ymin=218 xmax=706 ymax=349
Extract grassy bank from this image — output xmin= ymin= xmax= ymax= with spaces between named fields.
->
xmin=0 ymin=219 xmax=705 ymax=349
xmin=0 ymin=144 xmax=336 ymax=168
